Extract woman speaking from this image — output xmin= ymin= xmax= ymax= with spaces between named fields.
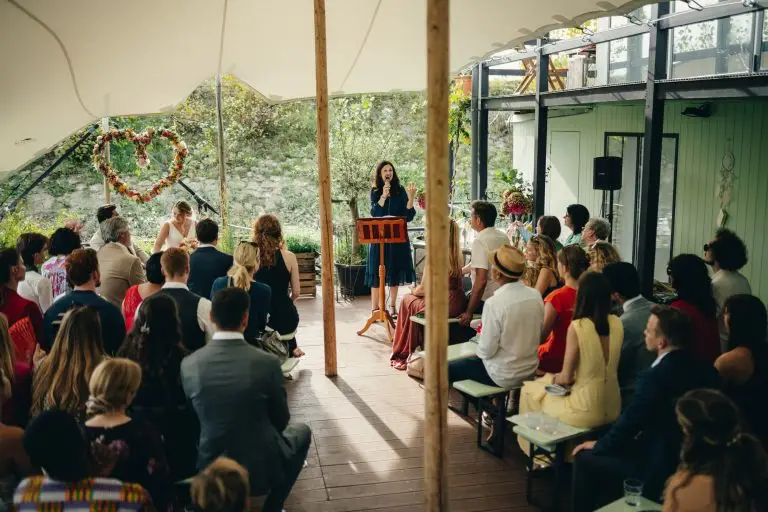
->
xmin=366 ymin=161 xmax=417 ymax=318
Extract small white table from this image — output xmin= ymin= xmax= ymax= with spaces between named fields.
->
xmin=595 ymin=496 xmax=662 ymax=511
xmin=409 ymin=313 xmax=480 ymax=326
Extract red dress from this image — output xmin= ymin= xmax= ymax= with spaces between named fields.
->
xmin=1 ymin=362 xmax=32 ymax=427
xmin=538 ymin=285 xmax=577 ymax=374
xmin=122 ymin=285 xmax=143 ymax=333
xmin=391 ymin=274 xmax=467 ymax=365
xmin=671 ymin=299 xmax=720 ymax=365
xmin=0 ymin=288 xmax=43 ymax=353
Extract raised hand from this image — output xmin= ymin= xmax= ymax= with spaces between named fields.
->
xmin=406 ymin=183 xmax=417 ymax=200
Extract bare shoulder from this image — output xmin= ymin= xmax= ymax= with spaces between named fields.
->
xmin=664 ymin=471 xmax=715 ymax=511
xmin=282 ymin=249 xmax=298 ymax=265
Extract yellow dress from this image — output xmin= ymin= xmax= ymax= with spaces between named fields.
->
xmin=519 ymin=316 xmax=623 ymax=431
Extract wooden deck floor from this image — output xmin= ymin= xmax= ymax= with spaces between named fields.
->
xmin=285 ymin=290 xmax=554 ymax=512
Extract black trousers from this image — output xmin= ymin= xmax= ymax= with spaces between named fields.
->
xmin=264 ymin=423 xmax=312 ymax=512
xmin=571 ymin=450 xmax=637 ymax=512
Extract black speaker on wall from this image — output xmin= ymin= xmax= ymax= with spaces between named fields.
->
xmin=593 ymin=156 xmax=622 ymax=191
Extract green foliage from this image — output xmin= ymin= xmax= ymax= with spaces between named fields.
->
xmin=449 ymin=83 xmax=471 ymax=146
xmin=0 ymin=210 xmax=75 ymax=248
xmin=285 ymin=228 xmax=320 ymax=254
xmin=334 ymin=231 xmax=367 ymax=265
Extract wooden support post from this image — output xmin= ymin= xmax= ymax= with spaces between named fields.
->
xmin=101 ymin=117 xmax=111 ymax=204
xmin=425 ymin=0 xmax=450 ymax=509
xmin=313 ymin=0 xmax=338 ymax=377
xmin=215 ymin=74 xmax=229 ymax=229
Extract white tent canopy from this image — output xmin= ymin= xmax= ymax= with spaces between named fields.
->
xmin=1 ymin=0 xmax=651 ymax=174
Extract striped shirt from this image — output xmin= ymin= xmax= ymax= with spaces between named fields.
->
xmin=13 ymin=476 xmax=153 ymax=511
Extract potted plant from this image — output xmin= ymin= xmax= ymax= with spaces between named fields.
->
xmin=334 ymin=225 xmax=369 ymax=297
xmin=285 ymin=229 xmax=321 ymax=298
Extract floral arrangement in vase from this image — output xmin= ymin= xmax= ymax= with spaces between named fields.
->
xmin=501 ymin=188 xmax=533 ymax=222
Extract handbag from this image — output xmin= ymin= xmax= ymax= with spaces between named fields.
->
xmin=257 ymin=329 xmax=289 ymax=364
xmin=8 ymin=317 xmax=37 ymax=364
xmin=406 ymin=350 xmax=425 ymax=379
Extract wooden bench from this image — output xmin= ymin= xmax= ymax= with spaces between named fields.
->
xmin=409 ymin=313 xmax=480 ymax=326
xmin=452 ymin=379 xmax=514 ymax=457
xmin=281 ymin=357 xmax=300 ymax=377
xmin=509 ymin=413 xmax=595 ymax=511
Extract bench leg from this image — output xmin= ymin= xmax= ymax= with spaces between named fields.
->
xmin=492 ymin=394 xmax=507 ymax=458
xmin=526 ymin=441 xmax=535 ymax=504
xmin=551 ymin=442 xmax=566 ymax=512
xmin=460 ymin=395 xmax=469 ymax=416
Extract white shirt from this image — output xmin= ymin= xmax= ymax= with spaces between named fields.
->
xmin=162 ymin=282 xmax=214 ymax=341
xmin=476 ymin=280 xmax=544 ymax=388
xmin=212 ymin=331 xmax=245 ymax=341
xmin=197 ymin=243 xmax=216 ymax=249
xmin=470 ymin=227 xmax=510 ymax=301
xmin=17 ymin=270 xmax=53 ymax=312
xmin=712 ymin=269 xmax=751 ymax=348
xmin=651 ymin=349 xmax=674 ymax=368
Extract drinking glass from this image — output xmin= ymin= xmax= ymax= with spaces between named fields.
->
xmin=623 ymin=478 xmax=643 ymax=507
xmin=542 ymin=415 xmax=559 ymax=435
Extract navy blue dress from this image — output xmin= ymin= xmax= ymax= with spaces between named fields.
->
xmin=365 ymin=186 xmax=417 ymax=288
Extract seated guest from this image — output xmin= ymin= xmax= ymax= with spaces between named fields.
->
xmin=582 ymin=217 xmax=611 ymax=248
xmin=0 ymin=248 xmax=43 ymax=353
xmin=663 ymin=389 xmax=768 ymax=512
xmin=457 ymin=201 xmax=509 ymax=326
xmin=0 ymin=314 xmax=32 ymax=427
xmin=14 ymin=409 xmax=153 ymax=511
xmin=43 ymin=249 xmax=126 ymax=355
xmin=119 ymin=294 xmax=196 ymax=480
xmin=588 ymin=240 xmax=621 ymax=272
xmin=449 ymin=245 xmax=543 ymax=388
xmin=0 ymin=372 xmax=35 ymax=506
xmin=191 ymin=457 xmax=250 ymax=512
xmin=97 ymin=217 xmax=146 ymax=308
xmin=536 ymin=215 xmax=564 ymax=251
xmin=32 ymin=306 xmax=106 ymax=420
xmin=182 ymin=288 xmax=311 ymax=512
xmin=563 ymin=204 xmax=590 ymax=247
xmin=158 ymin=248 xmax=213 ymax=352
xmin=189 ymin=218 xmax=233 ymax=298
xmin=570 ymin=306 xmax=719 ymax=511
xmin=522 ymin=235 xmax=559 ymax=297
xmin=392 ymin=219 xmax=468 ymax=370
xmin=668 ymin=254 xmax=720 ymax=365
xmin=715 ymin=294 xmax=768 ymax=444
xmin=602 ymin=262 xmax=655 ymax=407
xmin=538 ymin=245 xmax=591 ymax=374
xmin=211 ymin=242 xmax=271 ymax=344
xmin=89 ymin=205 xmax=149 ymax=263
xmin=703 ymin=229 xmax=751 ymax=351
xmin=122 ymin=252 xmax=164 ymax=332
xmin=84 ymin=358 xmax=170 ymax=509
xmin=41 ymin=227 xmax=81 ymax=299
xmin=252 ymin=215 xmax=303 ymax=357
xmin=519 ymin=271 xmax=623 ymax=450
xmin=16 ymin=233 xmax=53 ymax=313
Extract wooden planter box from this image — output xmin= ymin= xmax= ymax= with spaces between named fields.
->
xmin=295 ymin=252 xmax=317 ymax=297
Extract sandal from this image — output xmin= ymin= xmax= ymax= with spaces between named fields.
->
xmin=292 ymin=348 xmax=305 ymax=358
xmin=392 ymin=360 xmax=407 ymax=371
xmin=388 ymin=305 xmax=398 ymax=319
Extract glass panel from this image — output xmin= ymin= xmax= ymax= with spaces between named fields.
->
xmin=762 ymin=14 xmax=768 ymax=69
xmin=655 ymin=138 xmax=678 ymax=282
xmin=602 ymin=7 xmax=651 ymax=85
xmin=605 ymin=136 xmax=640 ymax=263
xmin=671 ymin=20 xmax=718 ymax=77
xmin=726 ymin=14 xmax=755 ymax=74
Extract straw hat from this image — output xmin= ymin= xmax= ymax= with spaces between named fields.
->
xmin=490 ymin=244 xmax=526 ymax=280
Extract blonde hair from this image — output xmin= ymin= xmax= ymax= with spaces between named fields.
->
xmin=31 ymin=307 xmax=105 ymax=418
xmin=589 ymin=241 xmax=622 ymax=272
xmin=251 ymin=214 xmax=283 ymax=269
xmin=0 ymin=313 xmax=14 ymax=382
xmin=227 ymin=243 xmax=259 ymax=292
xmin=191 ymin=457 xmax=250 ymax=512
xmin=448 ymin=219 xmax=462 ymax=277
xmin=86 ymin=358 xmax=141 ymax=416
xmin=173 ymin=200 xmax=193 ymax=217
xmin=524 ymin=235 xmax=560 ymax=287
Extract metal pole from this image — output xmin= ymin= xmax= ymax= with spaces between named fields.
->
xmin=215 ymin=74 xmax=229 ymax=229
xmin=532 ymin=40 xmax=549 ymax=220
xmin=101 ymin=117 xmax=111 ymax=204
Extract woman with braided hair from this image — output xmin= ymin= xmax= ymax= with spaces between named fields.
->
xmin=663 ymin=388 xmax=768 ymax=512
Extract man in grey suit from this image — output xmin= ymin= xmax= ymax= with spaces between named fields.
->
xmin=181 ymin=287 xmax=311 ymax=512
xmin=603 ymin=262 xmax=655 ymax=407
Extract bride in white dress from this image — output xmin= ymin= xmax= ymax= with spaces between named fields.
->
xmin=152 ymin=200 xmax=198 ymax=253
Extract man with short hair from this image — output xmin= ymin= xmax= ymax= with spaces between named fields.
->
xmin=43 ymin=248 xmax=126 ymax=355
xmin=457 ymin=201 xmax=509 ymax=326
xmin=704 ymin=228 xmax=752 ymax=349
xmin=188 ymin=218 xmax=233 ymax=298
xmin=97 ymin=216 xmax=146 ymax=308
xmin=570 ymin=306 xmax=718 ymax=511
xmin=182 ymin=287 xmax=311 ymax=512
xmin=158 ymin=247 xmax=213 ymax=352
xmin=602 ymin=262 xmax=655 ymax=407
xmin=582 ymin=217 xmax=611 ymax=247
xmin=14 ymin=409 xmax=153 ymax=511
xmin=88 ymin=204 xmax=148 ymax=262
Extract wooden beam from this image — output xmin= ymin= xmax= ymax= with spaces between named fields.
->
xmin=215 ymin=74 xmax=229 ymax=229
xmin=425 ymin=0 xmax=450 ymax=509
xmin=101 ymin=117 xmax=111 ymax=204
xmin=313 ymin=0 xmax=338 ymax=377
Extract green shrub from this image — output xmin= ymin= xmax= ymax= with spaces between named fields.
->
xmin=0 ymin=210 xmax=75 ymax=249
xmin=285 ymin=228 xmax=320 ymax=254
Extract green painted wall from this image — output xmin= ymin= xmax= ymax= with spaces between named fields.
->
xmin=512 ymin=99 xmax=768 ymax=302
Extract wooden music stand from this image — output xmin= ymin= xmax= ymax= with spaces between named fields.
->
xmin=356 ymin=217 xmax=408 ymax=341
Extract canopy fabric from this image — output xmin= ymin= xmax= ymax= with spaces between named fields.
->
xmin=1 ymin=0 xmax=652 ymax=174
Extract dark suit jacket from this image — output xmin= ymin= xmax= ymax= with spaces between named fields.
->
xmin=593 ymin=349 xmax=719 ymax=501
xmin=617 ymin=296 xmax=656 ymax=406
xmin=188 ymin=246 xmax=233 ymax=298
xmin=180 ymin=335 xmax=291 ymax=494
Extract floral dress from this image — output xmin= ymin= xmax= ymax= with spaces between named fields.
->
xmin=41 ymin=255 xmax=70 ymax=300
xmin=85 ymin=419 xmax=170 ymax=510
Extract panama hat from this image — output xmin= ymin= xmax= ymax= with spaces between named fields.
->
xmin=489 ymin=244 xmax=526 ymax=280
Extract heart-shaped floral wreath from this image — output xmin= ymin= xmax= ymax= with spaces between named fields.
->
xmin=92 ymin=127 xmax=188 ymax=203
